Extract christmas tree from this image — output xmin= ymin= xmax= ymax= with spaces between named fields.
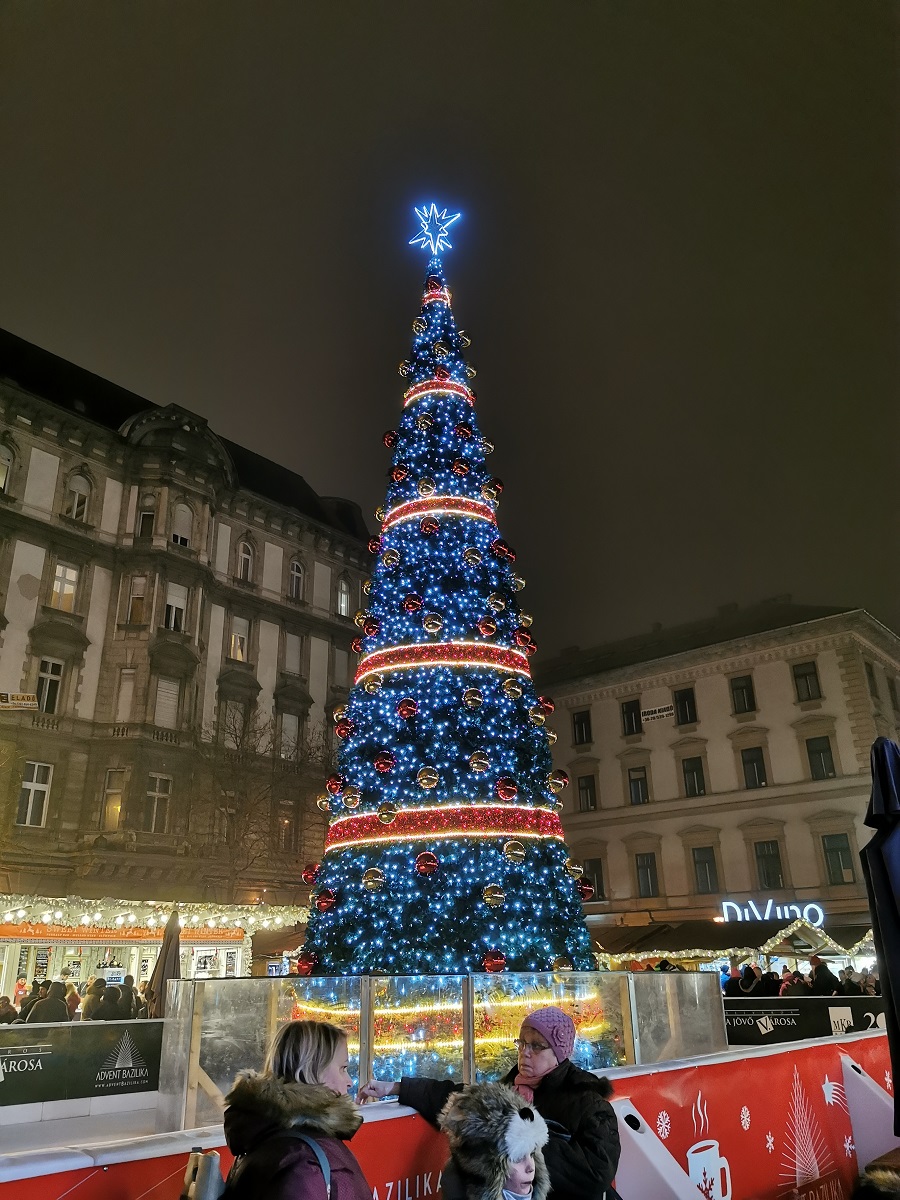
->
xmin=300 ymin=204 xmax=594 ymax=975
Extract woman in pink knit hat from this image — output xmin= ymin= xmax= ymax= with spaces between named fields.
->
xmin=359 ymin=1006 xmax=620 ymax=1200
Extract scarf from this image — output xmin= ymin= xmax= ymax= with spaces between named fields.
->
xmin=513 ymin=1065 xmax=555 ymax=1103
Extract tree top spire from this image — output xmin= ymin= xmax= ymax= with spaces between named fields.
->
xmin=409 ymin=202 xmax=461 ymax=255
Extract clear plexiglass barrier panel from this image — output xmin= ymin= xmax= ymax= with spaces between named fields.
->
xmin=628 ymin=970 xmax=727 ymax=1064
xmin=371 ymin=975 xmax=466 ymax=1081
xmin=471 ymin=972 xmax=631 ymax=1081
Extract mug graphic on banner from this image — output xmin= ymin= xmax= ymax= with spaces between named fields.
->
xmin=686 ymin=1139 xmax=732 ymax=1200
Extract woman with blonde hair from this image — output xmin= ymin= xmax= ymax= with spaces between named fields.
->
xmin=223 ymin=1019 xmax=370 ymax=1199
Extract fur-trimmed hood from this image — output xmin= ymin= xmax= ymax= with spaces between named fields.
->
xmin=438 ymin=1083 xmax=551 ymax=1200
xmin=224 ymin=1070 xmax=362 ymax=1155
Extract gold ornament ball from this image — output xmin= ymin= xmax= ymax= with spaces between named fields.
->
xmin=362 ymin=579 xmax=373 ymax=596
xmin=423 ymin=612 xmax=444 ymax=634
xmin=546 ymin=728 xmax=558 ymax=745
xmin=343 ymin=786 xmax=361 ymax=809
xmin=382 ymin=548 xmax=401 ymax=568
xmin=502 ymin=677 xmax=523 ymax=699
xmin=511 ymin=574 xmax=526 ymax=592
xmin=463 ymin=687 xmax=484 ymax=710
xmin=374 ymin=505 xmax=386 ymax=523
xmin=465 ymin=364 xmax=477 ymax=379
xmin=378 ymin=803 xmax=398 ymax=824
xmin=332 ymin=705 xmax=348 ymax=723
xmin=483 ymin=884 xmax=506 ymax=908
xmin=418 ymin=477 xmax=436 ymax=497
xmin=417 ymin=413 xmax=434 ymax=431
xmin=363 ymin=867 xmax=386 ymax=891
xmin=481 ymin=438 xmax=495 ymax=455
xmin=552 ymin=956 xmax=574 ymax=971
xmin=565 ymin=859 xmax=584 ymax=878
xmin=529 ymin=706 xmax=546 ymax=727
xmin=519 ymin=612 xmax=534 ymax=628
xmin=417 ymin=766 xmax=439 ymax=789
xmin=412 ymin=316 xmax=427 ymax=333
xmin=353 ymin=609 xmax=368 ymax=628
xmin=503 ymin=840 xmax=526 ymax=864
xmin=488 ymin=593 xmax=506 ymax=612
xmin=364 ymin=674 xmax=384 ymax=694
xmin=547 ymin=770 xmax=569 ymax=793
xmin=463 ymin=547 xmax=482 ymax=567
xmin=434 ymin=340 xmax=449 ymax=357
xmin=468 ymin=751 xmax=490 ymax=773
xmin=481 ymin=484 xmax=499 ymax=502
xmin=316 ymin=795 xmax=332 ymax=812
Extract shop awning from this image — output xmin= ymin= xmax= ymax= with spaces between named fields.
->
xmin=595 ymin=917 xmax=874 ymax=963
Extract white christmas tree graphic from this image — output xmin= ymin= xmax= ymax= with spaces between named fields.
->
xmin=102 ymin=1031 xmax=146 ymax=1071
xmin=779 ymin=1066 xmax=834 ymax=1190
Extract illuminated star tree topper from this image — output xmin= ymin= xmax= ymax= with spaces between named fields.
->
xmin=409 ymin=202 xmax=461 ymax=255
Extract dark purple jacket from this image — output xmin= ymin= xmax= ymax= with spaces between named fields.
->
xmin=223 ymin=1071 xmax=371 ymax=1200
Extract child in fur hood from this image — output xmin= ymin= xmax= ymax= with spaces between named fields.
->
xmin=437 ymin=1082 xmax=551 ymax=1200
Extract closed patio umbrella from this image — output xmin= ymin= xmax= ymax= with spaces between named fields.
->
xmin=147 ymin=909 xmax=181 ymax=1019
xmin=861 ymin=737 xmax=900 ymax=1135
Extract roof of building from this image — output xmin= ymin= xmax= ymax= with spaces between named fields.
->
xmin=536 ymin=598 xmax=858 ymax=688
xmin=0 ymin=326 xmax=368 ymax=541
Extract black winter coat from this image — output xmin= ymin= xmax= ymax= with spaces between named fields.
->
xmin=809 ymin=965 xmax=841 ymax=996
xmin=399 ymin=1060 xmax=621 ymax=1200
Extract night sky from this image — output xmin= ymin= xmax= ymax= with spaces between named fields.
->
xmin=1 ymin=3 xmax=896 ymax=655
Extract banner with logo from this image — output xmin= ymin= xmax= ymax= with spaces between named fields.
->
xmin=724 ymin=998 xmax=885 ymax=1046
xmin=0 ymin=1020 xmax=162 ymax=1106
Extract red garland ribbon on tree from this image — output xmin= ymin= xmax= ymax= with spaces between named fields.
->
xmin=325 ymin=803 xmax=564 ymax=850
xmin=355 ymin=642 xmax=531 ymax=683
xmin=402 ymin=379 xmax=474 ymax=407
xmin=382 ymin=495 xmax=496 ymax=531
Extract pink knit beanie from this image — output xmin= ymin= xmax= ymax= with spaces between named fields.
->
xmin=521 ymin=1006 xmax=576 ymax=1063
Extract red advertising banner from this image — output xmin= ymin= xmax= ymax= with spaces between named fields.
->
xmin=3 ymin=1034 xmax=897 ymax=1200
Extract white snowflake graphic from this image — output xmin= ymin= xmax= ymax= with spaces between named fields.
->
xmin=656 ymin=1110 xmax=671 ymax=1140
xmin=886 ymin=1071 xmax=893 ymax=1093
xmin=844 ymin=1135 xmax=855 ymax=1158
xmin=740 ymin=1105 xmax=751 ymax=1131
xmin=766 ymin=1131 xmax=775 ymax=1153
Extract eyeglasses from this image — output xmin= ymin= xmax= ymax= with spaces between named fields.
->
xmin=514 ymin=1038 xmax=552 ymax=1053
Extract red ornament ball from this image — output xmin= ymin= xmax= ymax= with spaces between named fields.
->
xmin=455 ymin=422 xmax=473 ymax=439
xmin=483 ymin=950 xmax=507 ymax=973
xmin=415 ymin=851 xmax=439 ymax=876
xmin=296 ymin=951 xmax=318 ymax=976
xmin=367 ymin=536 xmax=382 ymax=555
xmin=490 ymin=538 xmax=516 ymax=562
xmin=374 ymin=750 xmax=397 ymax=773
xmin=325 ymin=773 xmax=344 ymax=796
xmin=397 ymin=697 xmax=418 ymax=720
xmin=403 ymin=592 xmax=424 ymax=613
xmin=537 ymin=695 xmax=556 ymax=714
xmin=350 ymin=636 xmax=363 ymax=654
xmin=495 ymin=776 xmax=518 ymax=802
xmin=391 ymin=463 xmax=409 ymax=483
xmin=512 ymin=627 xmax=532 ymax=648
xmin=420 ymin=516 xmax=440 ymax=536
xmin=435 ymin=364 xmax=451 ymax=381
xmin=363 ymin=617 xmax=380 ymax=638
xmin=451 ymin=458 xmax=470 ymax=476
xmin=426 ymin=274 xmax=442 ymax=291
xmin=525 ymin=640 xmax=538 ymax=656
xmin=577 ymin=880 xmax=595 ymax=902
xmin=489 ymin=476 xmax=505 ymax=494
xmin=315 ymin=889 xmax=337 ymax=913
xmin=334 ymin=718 xmax=355 ymax=740
xmin=382 ymin=430 xmax=398 ymax=449
xmin=300 ymin=863 xmax=319 ymax=886
xmin=477 ymin=616 xmax=497 ymax=637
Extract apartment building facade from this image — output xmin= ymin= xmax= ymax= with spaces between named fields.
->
xmin=538 ymin=601 xmax=900 ymax=940
xmin=0 ymin=329 xmax=368 ymax=905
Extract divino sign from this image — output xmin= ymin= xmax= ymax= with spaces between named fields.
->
xmin=721 ymin=898 xmax=826 ymax=927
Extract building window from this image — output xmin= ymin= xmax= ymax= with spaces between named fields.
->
xmin=102 ymin=768 xmax=125 ymax=832
xmin=144 ymin=774 xmax=171 ymax=834
xmin=730 ymin=675 xmax=756 ymax=714
xmin=154 ymin=676 xmax=180 ymax=729
xmin=138 ymin=507 xmax=155 ymax=538
xmin=682 ymin=756 xmax=706 ymax=797
xmin=864 ymin=662 xmax=879 ymax=701
xmin=230 ymin=616 xmax=250 ymax=662
xmin=573 ymin=710 xmax=592 ymax=745
xmin=621 ymin=699 xmax=642 ymax=736
xmin=741 ymin=746 xmax=767 ymax=789
xmin=806 ymin=735 xmax=836 ymax=780
xmin=285 ymin=632 xmax=302 ymax=675
xmin=289 ymin=560 xmax=304 ymax=600
xmin=0 ymin=444 xmax=12 ymax=492
xmin=755 ymin=839 xmax=784 ymax=889
xmin=64 ymin=474 xmax=90 ymax=521
xmin=237 ymin=542 xmax=254 ymax=582
xmin=17 ymin=762 xmax=53 ymax=827
xmin=222 ymin=699 xmax=247 ymax=749
xmin=164 ymin=582 xmax=188 ymax=633
xmin=628 ymin=766 xmax=649 ymax=805
xmin=278 ymin=803 xmax=296 ymax=852
xmin=281 ymin=711 xmax=300 ymax=759
xmin=172 ymin=503 xmax=192 ymax=548
xmin=692 ymin=846 xmax=719 ymax=894
xmin=635 ymin=852 xmax=659 ymax=898
xmin=127 ymin=576 xmax=147 ymax=624
xmin=115 ymin=668 xmax=135 ymax=724
xmin=337 ymin=578 xmax=352 ymax=617
xmin=674 ymin=687 xmax=697 ymax=725
xmin=583 ymin=857 xmax=605 ymax=900
xmin=577 ymin=775 xmax=597 ymax=812
xmin=823 ymin=832 xmax=855 ymax=885
xmin=792 ymin=660 xmax=822 ymax=702
xmin=50 ymin=563 xmax=79 ymax=612
xmin=36 ymin=658 xmax=63 ymax=715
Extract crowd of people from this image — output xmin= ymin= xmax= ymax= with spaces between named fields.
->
xmin=720 ymin=956 xmax=881 ymax=998
xmin=0 ymin=970 xmax=152 ymax=1023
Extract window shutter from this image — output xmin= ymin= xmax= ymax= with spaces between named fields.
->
xmin=115 ymin=669 xmax=135 ymax=723
xmin=154 ymin=677 xmax=180 ymax=728
xmin=167 ymin=582 xmax=188 ymax=608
